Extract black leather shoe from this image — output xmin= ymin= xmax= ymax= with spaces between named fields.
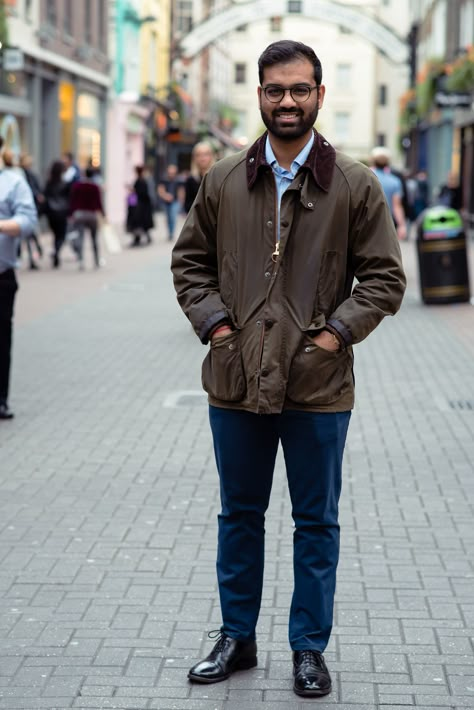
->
xmin=293 ymin=650 xmax=332 ymax=697
xmin=188 ymin=631 xmax=257 ymax=684
xmin=0 ymin=403 xmax=14 ymax=420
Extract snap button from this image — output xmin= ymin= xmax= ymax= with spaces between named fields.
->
xmin=256 ymin=320 xmax=262 ymax=326
xmin=264 ymin=271 xmax=271 ymax=278
xmin=267 ymin=220 xmax=273 ymax=227
xmin=265 ymin=319 xmax=274 ymax=329
xmin=249 ymin=157 xmax=255 ymax=163
xmin=281 ymin=221 xmax=289 ymax=228
xmin=261 ymin=368 xmax=269 ymax=377
xmin=323 ymin=141 xmax=329 ymax=146
xmin=304 ymin=346 xmax=312 ymax=353
xmin=228 ymin=343 xmax=235 ymax=350
xmin=307 ymin=202 xmax=314 ymax=208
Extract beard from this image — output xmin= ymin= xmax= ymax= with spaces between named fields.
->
xmin=260 ymin=102 xmax=319 ymax=140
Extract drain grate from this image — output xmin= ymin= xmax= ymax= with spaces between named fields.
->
xmin=163 ymin=390 xmax=208 ymax=408
xmin=448 ymin=400 xmax=474 ymax=411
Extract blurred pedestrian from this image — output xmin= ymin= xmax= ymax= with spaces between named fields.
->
xmin=370 ymin=146 xmax=407 ymax=240
xmin=0 ymin=136 xmax=38 ymax=419
xmin=62 ymin=152 xmax=81 ymax=185
xmin=184 ymin=142 xmax=215 ymax=214
xmin=157 ymin=164 xmax=183 ymax=241
xmin=19 ymin=152 xmax=44 ymax=269
xmin=413 ymin=170 xmax=429 ymax=217
xmin=437 ymin=171 xmax=462 ymax=210
xmin=69 ymin=167 xmax=105 ymax=269
xmin=126 ymin=165 xmax=154 ymax=247
xmin=172 ymin=40 xmax=406 ymax=696
xmin=44 ymin=160 xmax=70 ymax=268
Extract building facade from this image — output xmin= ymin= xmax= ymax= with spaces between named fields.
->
xmin=404 ymin=0 xmax=474 ymax=226
xmin=2 ymin=0 xmax=109 ymax=178
xmin=106 ymin=0 xmax=172 ymax=226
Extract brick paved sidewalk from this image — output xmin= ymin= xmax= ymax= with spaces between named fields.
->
xmin=0 ymin=236 xmax=473 ymax=709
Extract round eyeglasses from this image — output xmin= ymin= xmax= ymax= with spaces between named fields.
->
xmin=262 ymin=85 xmax=319 ymax=103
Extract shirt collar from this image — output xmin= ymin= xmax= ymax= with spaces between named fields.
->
xmin=265 ymin=132 xmax=315 ymax=176
xmin=246 ymin=130 xmax=336 ymax=192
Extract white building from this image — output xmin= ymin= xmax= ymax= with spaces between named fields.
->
xmin=177 ymin=0 xmax=411 ymax=166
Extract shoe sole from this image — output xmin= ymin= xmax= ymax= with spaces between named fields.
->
xmin=188 ymin=657 xmax=257 ymax=684
xmin=293 ymin=684 xmax=332 ymax=697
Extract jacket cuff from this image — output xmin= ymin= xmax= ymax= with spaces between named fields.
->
xmin=325 ymin=319 xmax=352 ymax=348
xmin=199 ymin=311 xmax=231 ymax=344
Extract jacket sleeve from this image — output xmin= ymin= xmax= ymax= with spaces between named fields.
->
xmin=171 ymin=171 xmax=230 ymax=344
xmin=326 ymin=169 xmax=407 ymax=346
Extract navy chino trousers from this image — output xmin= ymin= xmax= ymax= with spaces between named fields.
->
xmin=209 ymin=405 xmax=351 ymax=652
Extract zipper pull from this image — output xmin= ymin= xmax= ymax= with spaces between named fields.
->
xmin=272 ymin=242 xmax=280 ymax=262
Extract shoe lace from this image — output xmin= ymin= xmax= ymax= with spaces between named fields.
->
xmin=298 ymin=650 xmax=323 ymax=670
xmin=207 ymin=629 xmax=228 ymax=652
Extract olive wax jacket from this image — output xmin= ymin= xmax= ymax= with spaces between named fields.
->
xmin=171 ymin=131 xmax=406 ymax=414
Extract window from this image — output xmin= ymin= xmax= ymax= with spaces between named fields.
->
xmin=336 ymin=63 xmax=351 ymax=90
xmin=270 ymin=16 xmax=282 ymax=32
xmin=288 ymin=1 xmax=302 ymax=12
xmin=334 ymin=112 xmax=350 ymax=142
xmin=98 ymin=0 xmax=105 ymax=44
xmin=376 ymin=133 xmax=386 ymax=147
xmin=177 ymin=1 xmax=193 ymax=34
xmin=85 ymin=0 xmax=92 ymax=43
xmin=460 ymin=1 xmax=474 ymax=49
xmin=378 ymin=84 xmax=387 ymax=106
xmin=25 ymin=0 xmax=33 ymax=21
xmin=63 ymin=0 xmax=73 ymax=35
xmin=236 ymin=24 xmax=248 ymax=32
xmin=46 ymin=0 xmax=57 ymax=25
xmin=235 ymin=63 xmax=246 ymax=84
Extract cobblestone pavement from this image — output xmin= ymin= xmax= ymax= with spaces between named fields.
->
xmin=0 ymin=221 xmax=473 ymax=710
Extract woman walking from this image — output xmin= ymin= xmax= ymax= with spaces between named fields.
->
xmin=126 ymin=165 xmax=154 ymax=247
xmin=69 ymin=167 xmax=105 ymax=269
xmin=44 ymin=161 xmax=70 ymax=268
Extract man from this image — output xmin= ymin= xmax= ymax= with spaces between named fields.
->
xmin=157 ymin=164 xmax=183 ymax=241
xmin=0 ymin=137 xmax=38 ymax=419
xmin=371 ymin=146 xmax=407 ymax=240
xmin=62 ymin=152 xmax=81 ymax=185
xmin=171 ymin=40 xmax=406 ymax=697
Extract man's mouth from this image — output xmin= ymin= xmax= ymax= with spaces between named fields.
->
xmin=275 ymin=112 xmax=301 ymax=121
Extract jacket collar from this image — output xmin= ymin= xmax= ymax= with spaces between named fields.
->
xmin=246 ymin=129 xmax=336 ymax=192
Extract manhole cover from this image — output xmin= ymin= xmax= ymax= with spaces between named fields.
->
xmin=448 ymin=400 xmax=474 ymax=411
xmin=163 ymin=390 xmax=208 ymax=408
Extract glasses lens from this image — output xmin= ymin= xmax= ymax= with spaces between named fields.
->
xmin=291 ymin=86 xmax=311 ymax=101
xmin=264 ymin=87 xmax=284 ymax=102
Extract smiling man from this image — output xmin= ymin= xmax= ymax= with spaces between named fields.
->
xmin=172 ymin=40 xmax=406 ymax=697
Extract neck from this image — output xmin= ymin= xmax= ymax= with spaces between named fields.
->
xmin=268 ymin=130 xmax=312 ymax=170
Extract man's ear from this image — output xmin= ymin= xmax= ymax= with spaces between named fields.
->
xmin=317 ymin=85 xmax=326 ymax=109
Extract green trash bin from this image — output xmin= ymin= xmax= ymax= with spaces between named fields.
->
xmin=417 ymin=206 xmax=470 ymax=304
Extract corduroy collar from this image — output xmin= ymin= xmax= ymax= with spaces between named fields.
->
xmin=246 ymin=129 xmax=336 ymax=193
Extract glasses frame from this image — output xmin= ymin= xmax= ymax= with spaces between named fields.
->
xmin=261 ymin=84 xmax=320 ymax=103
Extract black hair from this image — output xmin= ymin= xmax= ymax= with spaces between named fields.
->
xmin=85 ymin=167 xmax=95 ymax=179
xmin=258 ymin=40 xmax=322 ymax=86
xmin=48 ymin=160 xmax=65 ymax=183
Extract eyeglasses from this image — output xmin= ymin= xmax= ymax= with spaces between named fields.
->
xmin=262 ymin=84 xmax=319 ymax=103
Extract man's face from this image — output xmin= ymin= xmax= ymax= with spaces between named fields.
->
xmin=258 ymin=58 xmax=325 ymax=141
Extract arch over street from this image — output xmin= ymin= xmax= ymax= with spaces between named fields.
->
xmin=180 ymin=0 xmax=408 ymax=64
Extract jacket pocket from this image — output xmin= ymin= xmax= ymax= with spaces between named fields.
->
xmin=202 ymin=330 xmax=246 ymax=402
xmin=286 ymin=334 xmax=352 ymax=406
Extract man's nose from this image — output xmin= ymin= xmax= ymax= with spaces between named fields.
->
xmin=279 ymin=90 xmax=297 ymax=108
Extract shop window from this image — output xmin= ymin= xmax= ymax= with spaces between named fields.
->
xmin=59 ymin=81 xmax=75 ymax=154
